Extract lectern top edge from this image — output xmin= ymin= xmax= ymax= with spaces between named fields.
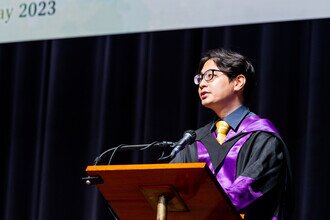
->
xmin=86 ymin=162 xmax=207 ymax=172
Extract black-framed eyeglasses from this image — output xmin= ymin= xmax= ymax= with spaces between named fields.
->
xmin=193 ymin=69 xmax=222 ymax=85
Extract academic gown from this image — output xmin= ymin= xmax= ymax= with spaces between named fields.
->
xmin=171 ymin=115 xmax=292 ymax=220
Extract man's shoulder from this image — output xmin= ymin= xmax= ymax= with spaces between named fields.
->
xmin=239 ymin=114 xmax=280 ymax=135
xmin=248 ymin=130 xmax=285 ymax=149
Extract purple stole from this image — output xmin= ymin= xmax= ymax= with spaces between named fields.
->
xmin=197 ymin=115 xmax=279 ymax=211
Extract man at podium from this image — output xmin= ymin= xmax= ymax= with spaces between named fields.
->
xmin=171 ymin=48 xmax=292 ymax=220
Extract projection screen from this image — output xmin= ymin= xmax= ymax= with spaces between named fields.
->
xmin=0 ymin=0 xmax=329 ymax=43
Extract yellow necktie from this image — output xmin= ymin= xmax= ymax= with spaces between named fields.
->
xmin=215 ymin=120 xmax=230 ymax=144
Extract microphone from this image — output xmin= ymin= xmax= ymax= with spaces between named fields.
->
xmin=170 ymin=130 xmax=196 ymax=159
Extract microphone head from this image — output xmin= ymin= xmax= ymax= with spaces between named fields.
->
xmin=169 ymin=130 xmax=197 ymax=159
xmin=184 ymin=130 xmax=196 ymax=142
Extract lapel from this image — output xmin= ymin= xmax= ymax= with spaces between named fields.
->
xmin=196 ymin=122 xmax=245 ymax=172
xmin=200 ymin=133 xmax=245 ymax=172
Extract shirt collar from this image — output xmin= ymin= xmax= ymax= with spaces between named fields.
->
xmin=211 ymin=105 xmax=251 ymax=132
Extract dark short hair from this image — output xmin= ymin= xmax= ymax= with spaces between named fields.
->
xmin=198 ymin=48 xmax=256 ymax=104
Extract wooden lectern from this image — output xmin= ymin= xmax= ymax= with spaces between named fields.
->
xmin=85 ymin=162 xmax=242 ymax=220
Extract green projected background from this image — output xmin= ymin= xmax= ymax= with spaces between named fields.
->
xmin=1 ymin=0 xmax=329 ymax=43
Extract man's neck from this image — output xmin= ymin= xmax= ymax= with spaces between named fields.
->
xmin=215 ymin=103 xmax=242 ymax=119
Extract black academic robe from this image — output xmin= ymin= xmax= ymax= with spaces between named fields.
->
xmin=171 ymin=121 xmax=292 ymax=220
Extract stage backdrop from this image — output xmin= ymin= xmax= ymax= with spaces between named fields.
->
xmin=1 ymin=18 xmax=330 ymax=220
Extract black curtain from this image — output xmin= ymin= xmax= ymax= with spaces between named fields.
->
xmin=1 ymin=18 xmax=330 ymax=220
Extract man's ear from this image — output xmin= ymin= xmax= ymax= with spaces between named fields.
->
xmin=234 ymin=74 xmax=246 ymax=91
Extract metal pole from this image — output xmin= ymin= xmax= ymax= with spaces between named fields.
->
xmin=156 ymin=195 xmax=167 ymax=220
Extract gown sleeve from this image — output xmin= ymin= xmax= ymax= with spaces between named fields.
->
xmin=225 ymin=132 xmax=284 ymax=210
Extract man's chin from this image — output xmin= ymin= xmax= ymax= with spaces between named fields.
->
xmin=201 ymin=101 xmax=220 ymax=112
xmin=201 ymin=101 xmax=213 ymax=108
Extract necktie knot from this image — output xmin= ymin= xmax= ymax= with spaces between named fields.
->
xmin=215 ymin=120 xmax=230 ymax=144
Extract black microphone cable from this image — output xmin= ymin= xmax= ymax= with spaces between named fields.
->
xmin=93 ymin=141 xmax=175 ymax=165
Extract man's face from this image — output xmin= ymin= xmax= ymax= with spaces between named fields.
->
xmin=198 ymin=59 xmax=236 ymax=111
